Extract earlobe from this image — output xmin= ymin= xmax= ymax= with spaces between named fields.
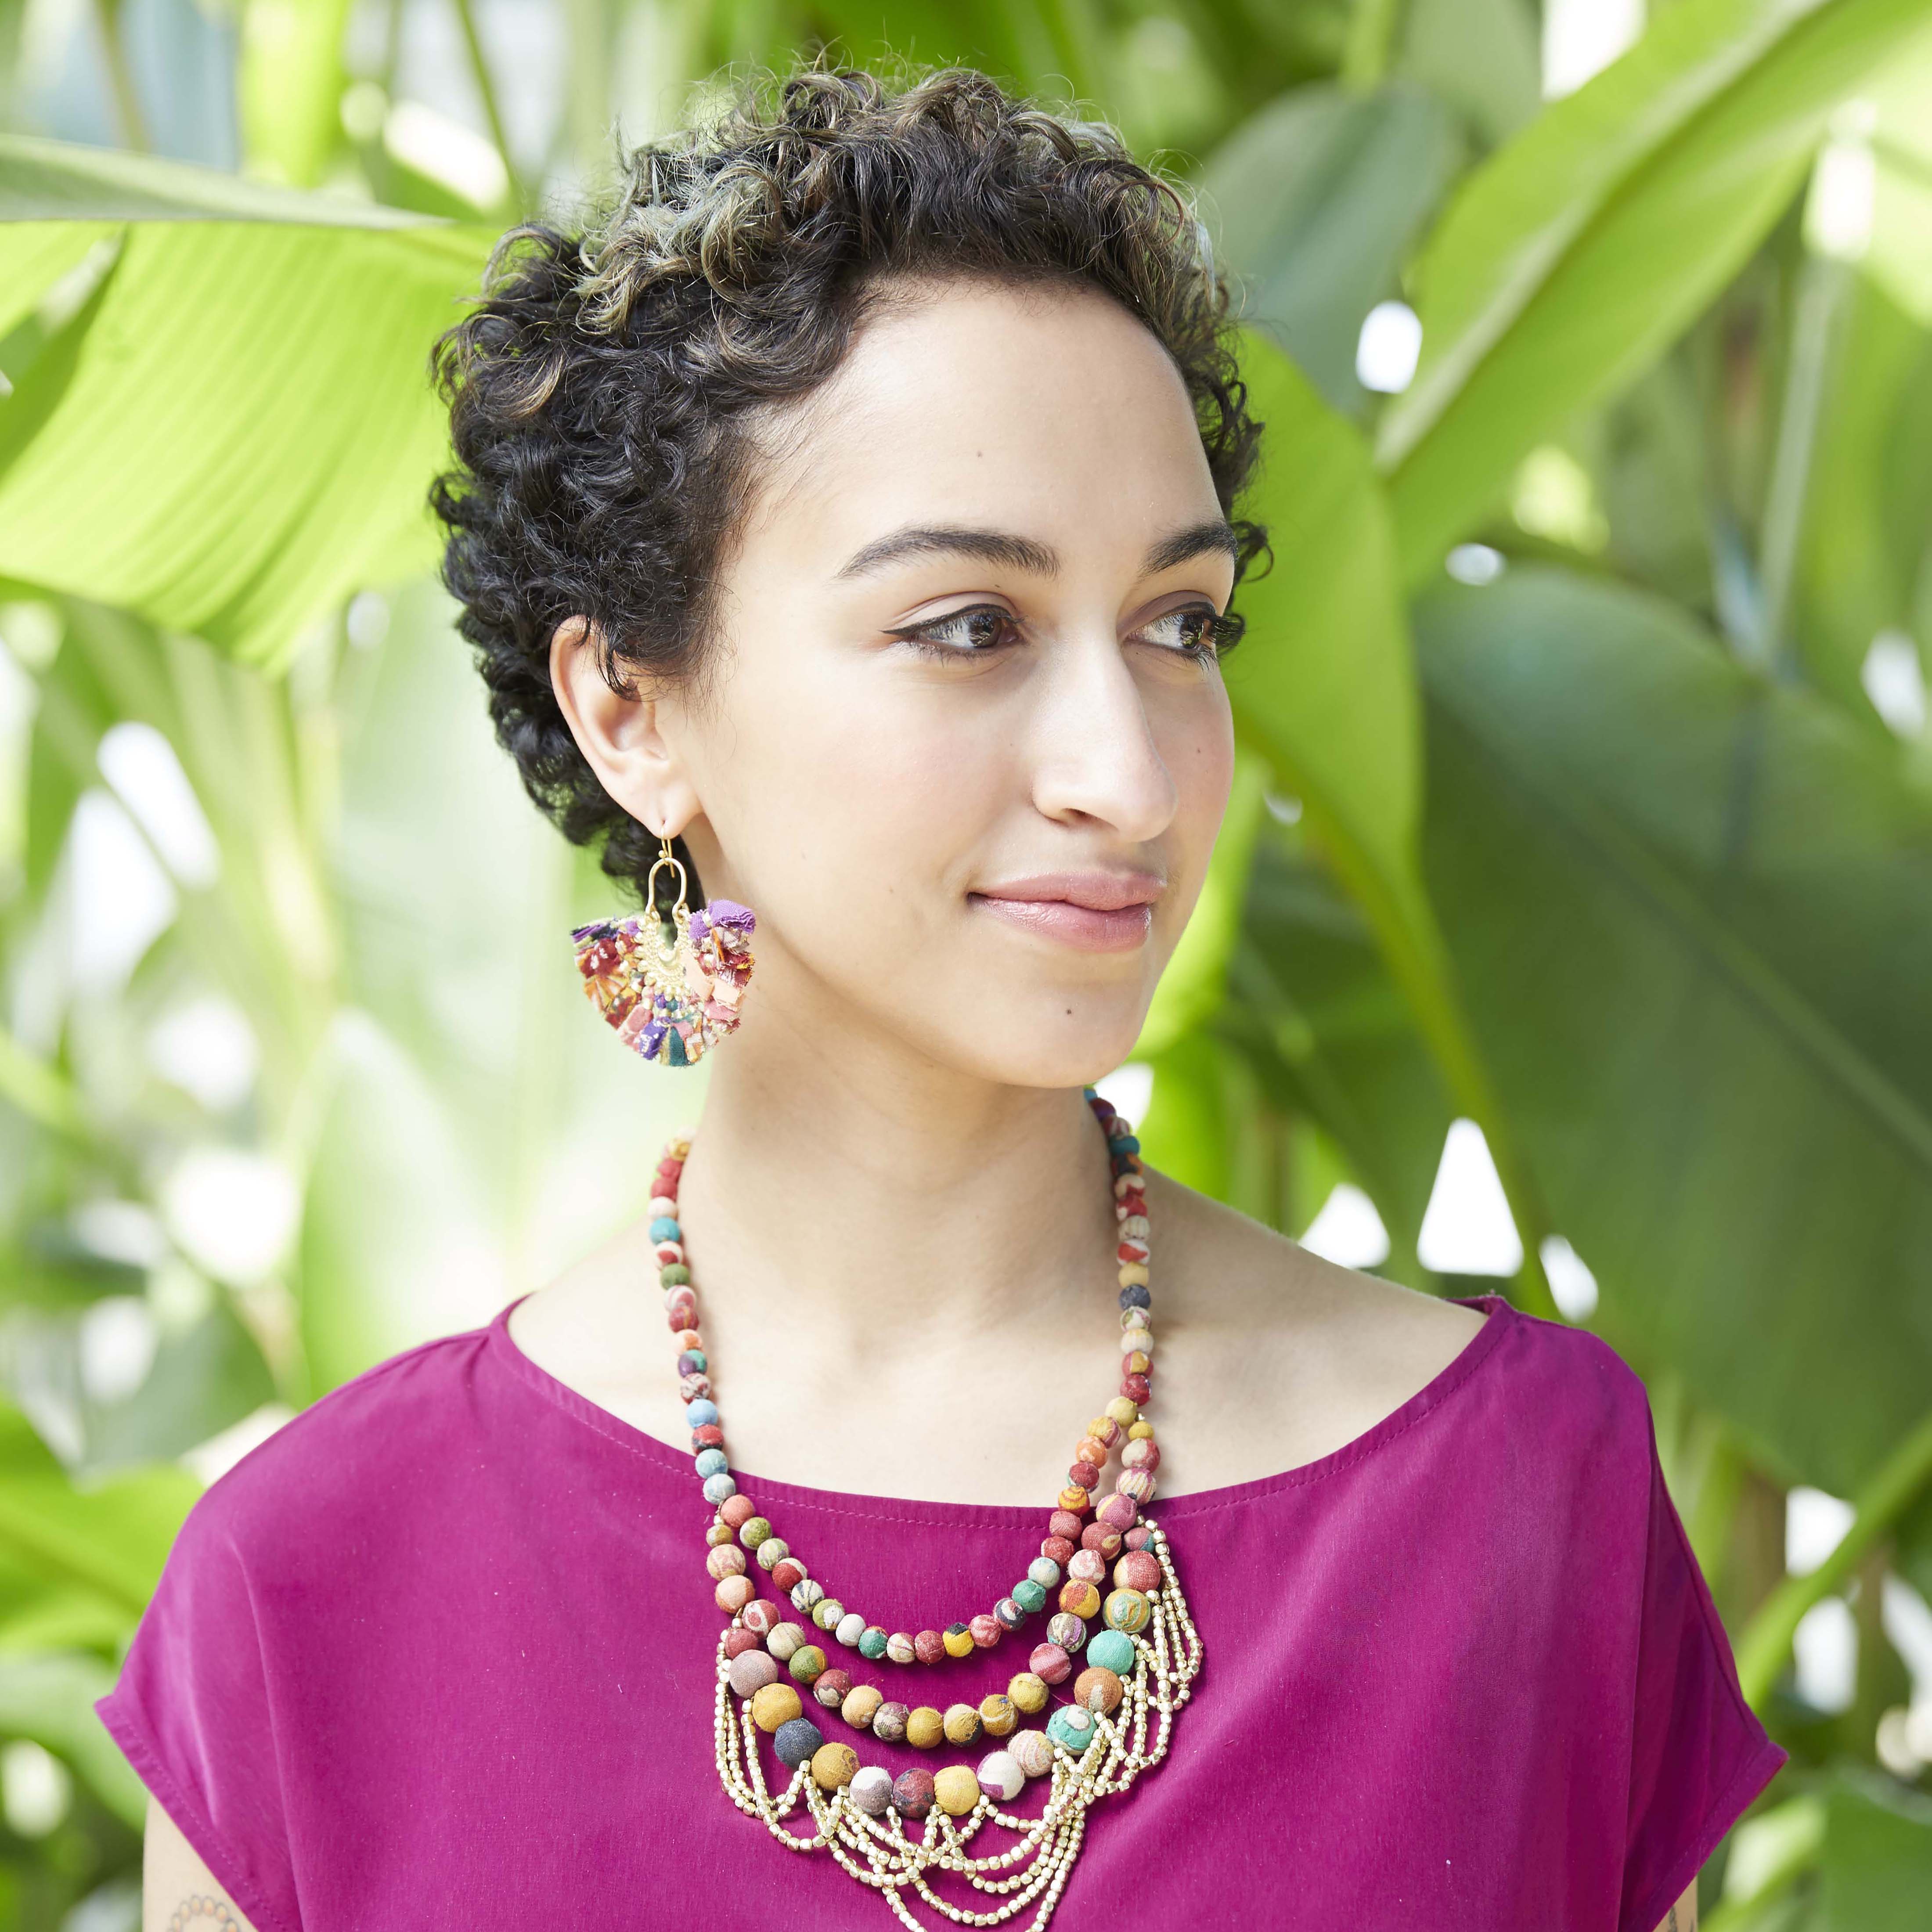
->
xmin=548 ymin=615 xmax=699 ymax=838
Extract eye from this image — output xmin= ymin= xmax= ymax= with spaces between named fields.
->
xmin=888 ymin=604 xmax=1022 ymax=657
xmin=1135 ymin=602 xmax=1238 ymax=660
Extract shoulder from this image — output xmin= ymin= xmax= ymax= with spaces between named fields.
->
xmin=172 ymin=1322 xmax=499 ymax=1575
xmin=1144 ymin=1166 xmax=1652 ymax=1485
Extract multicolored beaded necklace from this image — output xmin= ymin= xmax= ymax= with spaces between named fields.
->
xmin=653 ymin=1089 xmax=1202 ymax=1928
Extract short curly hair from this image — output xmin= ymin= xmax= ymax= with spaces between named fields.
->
xmin=431 ymin=56 xmax=1270 ymax=911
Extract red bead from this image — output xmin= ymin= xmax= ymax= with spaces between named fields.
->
xmin=1029 ymin=1643 xmax=1072 ymax=1685
xmin=1048 ymin=1509 xmax=1084 ymax=1542
xmin=1115 ymin=1550 xmax=1161 ymax=1593
xmin=692 ymin=1424 xmax=725 ymax=1449
xmin=1124 ymin=1525 xmax=1155 ymax=1551
xmin=1121 ymin=1373 xmax=1151 ymax=1404
xmin=772 ymin=1559 xmax=804 ymax=1593
xmin=1068 ymin=1460 xmax=1100 ymax=1490
xmin=913 ymin=1629 xmax=946 ymax=1665
xmin=1080 ymin=1523 xmax=1123 ymax=1560
xmin=724 ymin=1629 xmax=763 ymax=1659
xmin=1097 ymin=1492 xmax=1138 ymax=1532
xmin=656 ymin=1158 xmax=684 ymax=1183
xmin=719 ymin=1494 xmax=757 ymax=1529
xmin=1116 ymin=1242 xmax=1149 ymax=1265
xmin=969 ymin=1614 xmax=1001 ymax=1648
xmin=815 ymin=1668 xmax=853 ymax=1708
xmin=1040 ymin=1536 xmax=1076 ymax=1566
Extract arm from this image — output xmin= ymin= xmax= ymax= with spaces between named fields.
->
xmin=1657 ymin=1878 xmax=1698 ymax=1930
xmin=144 ymin=1800 xmax=261 ymax=1932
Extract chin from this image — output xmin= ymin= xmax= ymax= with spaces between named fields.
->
xmin=939 ymin=994 xmax=1152 ymax=1092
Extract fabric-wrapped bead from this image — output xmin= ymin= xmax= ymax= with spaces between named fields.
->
xmin=1119 ymin=1326 xmax=1152 ymax=1355
xmin=1085 ymin=1628 xmax=1135 ymax=1675
xmin=942 ymin=1703 xmax=981 ymax=1746
xmin=771 ymin=1559 xmax=804 ymax=1593
xmin=728 ymin=1651 xmax=779 ymax=1698
xmin=1056 ymin=1485 xmax=1090 ymax=1514
xmin=942 ymin=1622 xmax=975 ymax=1659
xmin=1080 ymin=1524 xmax=1123 ymax=1560
xmin=977 ymin=1749 xmax=1024 ymax=1802
xmin=1040 ymin=1536 xmax=1076 ymax=1567
xmin=714 ymin=1575 xmax=754 ymax=1614
xmin=773 ymin=1716 xmax=822 ymax=1769
xmin=1056 ymin=1581 xmax=1100 ymax=1621
xmin=1012 ymin=1579 xmax=1048 ymax=1615
xmin=685 ymin=1397 xmax=719 ymax=1427
xmin=1049 ymin=1507 xmax=1085 ymax=1543
xmin=1086 ymin=1416 xmax=1122 ymax=1450
xmin=905 ymin=1707 xmax=944 ymax=1750
xmin=1074 ymin=1665 xmax=1123 ymax=1714
xmin=648 ymin=1215 xmax=681 ymax=1244
xmin=858 ymin=1626 xmax=889 ymax=1659
xmin=993 ymin=1598 xmax=1026 ymax=1633
xmin=741 ymin=1600 xmax=778 ymax=1638
xmin=693 ymin=1445 xmax=725 ymax=1476
xmin=1029 ymin=1643 xmax=1071 ymax=1685
xmin=1068 ymin=1460 xmax=1100 ymax=1491
xmin=849 ymin=1766 xmax=894 ymax=1816
xmin=813 ymin=1668 xmax=852 ymax=1709
xmin=1046 ymin=1706 xmax=1097 ymax=1754
xmin=842 ymin=1684 xmax=883 ymax=1732
xmin=1007 ymin=1672 xmax=1049 ymax=1714
xmin=690 ymin=1422 xmax=723 ymax=1449
xmin=1114 ymin=1550 xmax=1161 ymax=1593
xmin=1103 ymin=1587 xmax=1151 ymax=1633
xmin=1026 ymin=1556 xmax=1061 ymax=1590
xmin=1117 ymin=1263 xmax=1150 ymax=1289
xmin=706 ymin=1521 xmax=735 ymax=1549
xmin=1104 ymin=1395 xmax=1138 ymax=1427
xmin=1097 ymin=1493 xmax=1138 ymax=1532
xmin=1067 ymin=1548 xmax=1105 ymax=1585
xmin=1011 ymin=1730 xmax=1055 ymax=1779
xmin=978 ymin=1693 xmax=1017 ymax=1737
xmin=1117 ymin=1468 xmax=1158 ymax=1504
xmin=720 ymin=1494 xmax=757 ymax=1530
xmin=1047 ymin=1611 xmax=1088 ymax=1653
xmin=811 ymin=1597 xmax=843 ymax=1632
xmin=1124 ymin=1524 xmax=1156 ymax=1550
xmin=750 ymin=1682 xmax=802 ymax=1732
xmin=872 ymin=1702 xmax=909 ymax=1743
xmin=968 ymin=1613 xmax=1001 ymax=1648
xmin=673 ymin=1327 xmax=701 ymax=1353
xmin=891 ymin=1769 xmax=935 ymax=1819
xmin=756 ymin=1538 xmax=789 ymax=1571
xmin=723 ymin=1628 xmax=761 ymax=1660
xmin=811 ymin=1741 xmax=858 ymax=1790
xmin=706 ymin=1545 xmax=746 ymax=1581
xmin=766 ymin=1622 xmax=807 ymax=1662
xmin=913 ymin=1629 xmax=946 ymax=1666
xmin=788 ymin=1644 xmax=826 ymax=1685
xmin=1121 ymin=1371 xmax=1152 ymax=1404
xmin=836 ymin=1611 xmax=866 ymax=1648
xmin=934 ymin=1766 xmax=980 ymax=1816
xmin=701 ymin=1473 xmax=737 ymax=1506
xmin=1122 ymin=1438 xmax=1160 ymax=1471
xmin=791 ymin=1579 xmax=825 ymax=1613
xmin=886 ymin=1632 xmax=917 ymax=1665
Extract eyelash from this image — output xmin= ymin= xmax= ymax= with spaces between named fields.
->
xmin=890 ymin=602 xmax=1240 ymax=661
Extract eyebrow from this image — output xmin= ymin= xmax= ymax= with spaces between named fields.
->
xmin=833 ymin=517 xmax=1240 ymax=582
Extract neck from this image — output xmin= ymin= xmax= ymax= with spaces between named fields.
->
xmin=675 ymin=1007 xmax=1123 ymax=1369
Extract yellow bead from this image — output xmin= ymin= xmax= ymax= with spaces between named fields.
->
xmin=1124 ymin=1350 xmax=1150 ymax=1376
xmin=750 ymin=1683 xmax=802 ymax=1733
xmin=943 ymin=1702 xmax=983 ymax=1746
xmin=1007 ymin=1672 xmax=1049 ymax=1715
xmin=811 ymin=1741 xmax=859 ymax=1790
xmin=942 ymin=1623 xmax=975 ymax=1659
xmin=1117 ymin=1263 xmax=1150 ymax=1287
xmin=906 ymin=1706 xmax=945 ymax=1749
xmin=933 ymin=1766 xmax=981 ymax=1816
xmin=706 ymin=1521 xmax=735 ymax=1547
xmin=1128 ymin=1421 xmax=1155 ymax=1440
xmin=1104 ymin=1395 xmax=1139 ymax=1427
xmin=978 ymin=1694 xmax=1017 ymax=1737
xmin=1057 ymin=1485 xmax=1090 ymax=1514
xmin=841 ymin=1683 xmax=883 ymax=1731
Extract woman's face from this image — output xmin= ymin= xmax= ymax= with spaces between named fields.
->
xmin=565 ymin=277 xmax=1238 ymax=1091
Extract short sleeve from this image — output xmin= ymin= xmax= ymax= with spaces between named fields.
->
xmin=1618 ymin=1408 xmax=1788 ymax=1932
xmin=95 ymin=1481 xmax=300 ymax=1932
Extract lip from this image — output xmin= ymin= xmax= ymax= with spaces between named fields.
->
xmin=970 ymin=872 xmax=1164 ymax=953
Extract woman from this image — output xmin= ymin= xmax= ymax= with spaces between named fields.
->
xmin=101 ymin=60 xmax=1782 ymax=1932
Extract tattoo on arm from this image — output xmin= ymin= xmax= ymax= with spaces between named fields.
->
xmin=168 ymin=1898 xmax=236 ymax=1930
xmin=1665 ymin=1909 xmax=1680 ymax=1932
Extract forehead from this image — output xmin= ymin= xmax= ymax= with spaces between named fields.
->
xmin=740 ymin=278 xmax=1219 ymax=565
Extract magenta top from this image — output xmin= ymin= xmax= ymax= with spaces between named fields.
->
xmin=97 ymin=1291 xmax=1784 ymax=1931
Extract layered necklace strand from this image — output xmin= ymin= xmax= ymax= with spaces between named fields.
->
xmin=652 ymin=1090 xmax=1203 ymax=1928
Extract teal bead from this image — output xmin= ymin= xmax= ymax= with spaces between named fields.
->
xmin=1012 ymin=1579 xmax=1048 ymax=1614
xmin=694 ymin=1448 xmax=728 ymax=1478
xmin=1046 ymin=1706 xmax=1097 ymax=1753
xmin=1085 ymin=1629 xmax=1135 ymax=1675
xmin=858 ymin=1627 xmax=889 ymax=1660
xmin=1108 ymin=1133 xmax=1140 ymax=1154
xmin=649 ymin=1217 xmax=682 ymax=1243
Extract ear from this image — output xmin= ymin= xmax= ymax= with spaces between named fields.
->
xmin=548 ymin=616 xmax=700 ymax=838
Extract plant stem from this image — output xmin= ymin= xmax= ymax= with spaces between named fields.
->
xmin=1734 ymin=1406 xmax=1932 ymax=1710
xmin=1341 ymin=0 xmax=1406 ymax=93
xmin=449 ymin=0 xmax=525 ymax=213
xmin=92 ymin=0 xmax=149 ymax=152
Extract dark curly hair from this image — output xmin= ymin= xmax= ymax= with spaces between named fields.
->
xmin=431 ymin=55 xmax=1270 ymax=911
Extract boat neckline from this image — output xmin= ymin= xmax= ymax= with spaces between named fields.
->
xmin=485 ymin=1287 xmax=1517 ymax=1529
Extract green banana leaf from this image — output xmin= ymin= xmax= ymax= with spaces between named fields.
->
xmin=1416 ymin=565 xmax=1932 ymax=1492
xmin=1380 ymin=0 xmax=1932 ymax=580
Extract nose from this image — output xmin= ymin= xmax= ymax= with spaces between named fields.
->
xmin=1027 ymin=629 xmax=1179 ymax=843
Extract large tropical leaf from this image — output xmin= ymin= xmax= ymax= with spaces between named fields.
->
xmin=1416 ymin=566 xmax=1932 ymax=1491
xmin=0 ymin=138 xmax=490 ymax=669
xmin=1379 ymin=0 xmax=1932 ymax=580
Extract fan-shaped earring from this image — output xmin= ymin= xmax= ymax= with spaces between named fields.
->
xmin=571 ymin=838 xmax=756 ymax=1067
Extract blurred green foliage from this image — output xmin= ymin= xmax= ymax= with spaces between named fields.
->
xmin=3 ymin=0 xmax=1932 ymax=1925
